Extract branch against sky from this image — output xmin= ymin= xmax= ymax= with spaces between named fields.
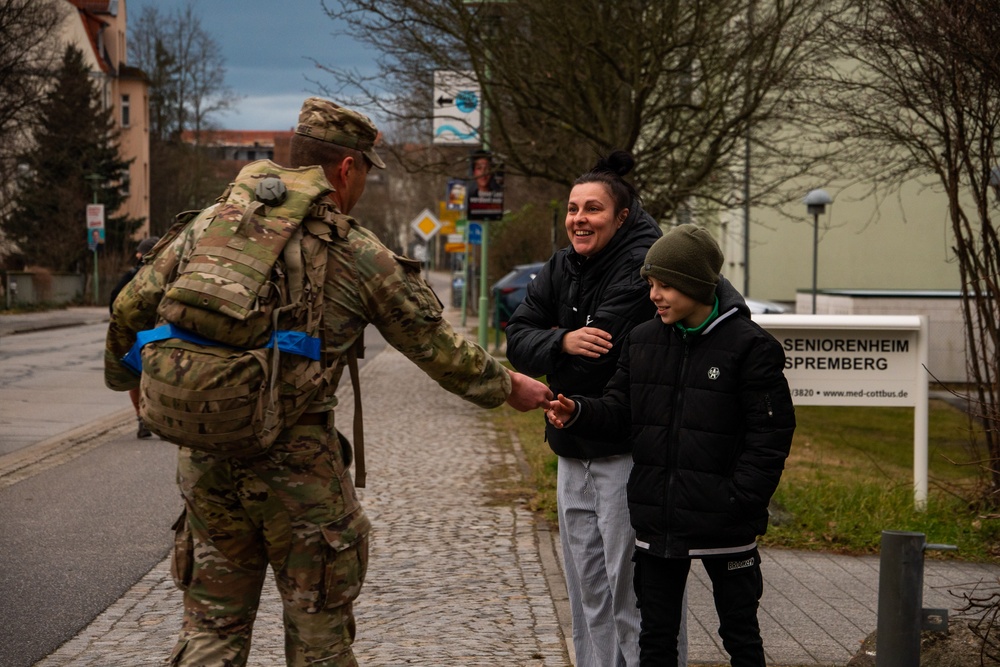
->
xmin=820 ymin=0 xmax=1000 ymax=496
xmin=128 ymin=1 xmax=239 ymax=233
xmin=128 ymin=1 xmax=240 ymax=141
xmin=316 ymin=0 xmax=844 ymax=221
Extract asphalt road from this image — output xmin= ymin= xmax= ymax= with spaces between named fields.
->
xmin=0 ymin=322 xmax=132 ymax=457
xmin=0 ymin=432 xmax=179 ymax=667
xmin=0 ymin=318 xmax=389 ymax=667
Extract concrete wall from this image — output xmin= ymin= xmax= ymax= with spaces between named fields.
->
xmin=4 ymin=272 xmax=85 ymax=308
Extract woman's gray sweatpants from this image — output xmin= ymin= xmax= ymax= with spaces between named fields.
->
xmin=557 ymin=454 xmax=688 ymax=667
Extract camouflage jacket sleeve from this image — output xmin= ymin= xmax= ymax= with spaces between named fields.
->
xmin=104 ymin=211 xmax=211 ymax=391
xmin=323 ymin=224 xmax=511 ymax=408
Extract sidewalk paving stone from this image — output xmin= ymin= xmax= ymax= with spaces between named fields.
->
xmin=8 ymin=292 xmax=1000 ymax=666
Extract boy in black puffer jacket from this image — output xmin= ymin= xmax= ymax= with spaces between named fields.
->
xmin=547 ymin=224 xmax=795 ymax=667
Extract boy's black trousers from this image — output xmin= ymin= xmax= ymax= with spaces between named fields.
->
xmin=633 ymin=547 xmax=765 ymax=667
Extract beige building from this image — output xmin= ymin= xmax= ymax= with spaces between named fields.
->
xmin=718 ymin=177 xmax=960 ymax=306
xmin=59 ymin=0 xmax=150 ymax=238
xmin=708 ymin=158 xmax=968 ymax=382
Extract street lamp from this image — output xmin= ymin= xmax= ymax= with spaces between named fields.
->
xmin=803 ymin=189 xmax=832 ymax=314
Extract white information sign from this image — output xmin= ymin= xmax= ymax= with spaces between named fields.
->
xmin=754 ymin=314 xmax=931 ymax=507
xmin=86 ymin=203 xmax=105 ymax=230
xmin=433 ymin=71 xmax=481 ymax=145
xmin=757 ymin=316 xmax=923 ymax=407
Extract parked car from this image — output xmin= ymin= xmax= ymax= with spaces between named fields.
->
xmin=745 ymin=298 xmax=789 ymax=314
xmin=492 ymin=262 xmax=545 ymax=329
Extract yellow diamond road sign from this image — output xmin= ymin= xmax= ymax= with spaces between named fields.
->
xmin=410 ymin=208 xmax=442 ymax=241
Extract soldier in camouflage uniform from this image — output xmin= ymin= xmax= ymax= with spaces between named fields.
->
xmin=105 ymin=98 xmax=552 ymax=667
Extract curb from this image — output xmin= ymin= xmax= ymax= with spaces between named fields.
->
xmin=0 ymin=407 xmax=134 ymax=489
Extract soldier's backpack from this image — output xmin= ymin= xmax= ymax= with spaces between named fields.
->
xmin=123 ymin=160 xmax=364 ymax=471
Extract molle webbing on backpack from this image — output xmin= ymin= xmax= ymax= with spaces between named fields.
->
xmin=159 ymin=160 xmax=333 ymax=349
xmin=138 ymin=160 xmax=342 ymax=458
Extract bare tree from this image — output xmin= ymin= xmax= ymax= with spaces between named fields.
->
xmin=318 ymin=0 xmax=843 ymax=222
xmin=0 ymin=0 xmax=66 ymax=221
xmin=821 ymin=0 xmax=1000 ymax=501
xmin=128 ymin=2 xmax=238 ymax=142
xmin=128 ymin=1 xmax=239 ymax=233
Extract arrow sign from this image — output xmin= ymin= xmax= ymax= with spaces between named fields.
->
xmin=433 ymin=71 xmax=481 ymax=145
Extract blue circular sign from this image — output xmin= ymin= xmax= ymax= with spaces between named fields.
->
xmin=456 ymin=91 xmax=478 ymax=113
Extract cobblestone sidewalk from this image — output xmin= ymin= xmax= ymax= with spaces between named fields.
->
xmin=24 ymin=294 xmax=1000 ymax=667
xmin=34 ymin=344 xmax=570 ymax=667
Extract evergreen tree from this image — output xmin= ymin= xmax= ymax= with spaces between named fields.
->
xmin=5 ymin=45 xmax=139 ymax=271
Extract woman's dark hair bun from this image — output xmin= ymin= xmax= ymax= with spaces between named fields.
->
xmin=573 ymin=148 xmax=640 ymax=210
xmin=593 ymin=150 xmax=635 ymax=178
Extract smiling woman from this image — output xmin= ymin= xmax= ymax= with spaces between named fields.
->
xmin=503 ymin=151 xmax=689 ymax=666
xmin=565 ymin=181 xmax=628 ymax=258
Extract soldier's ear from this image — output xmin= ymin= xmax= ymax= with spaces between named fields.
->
xmin=324 ymin=158 xmax=351 ymax=187
xmin=342 ymin=156 xmax=362 ymax=180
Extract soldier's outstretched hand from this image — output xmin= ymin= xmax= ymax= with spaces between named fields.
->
xmin=546 ymin=394 xmax=576 ymax=429
xmin=505 ymin=371 xmax=553 ymax=412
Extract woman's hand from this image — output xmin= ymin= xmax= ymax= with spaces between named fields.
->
xmin=561 ymin=326 xmax=612 ymax=358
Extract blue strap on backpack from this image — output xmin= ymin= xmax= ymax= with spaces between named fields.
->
xmin=122 ymin=324 xmax=320 ymax=375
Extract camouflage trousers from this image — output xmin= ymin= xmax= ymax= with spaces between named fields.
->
xmin=168 ymin=421 xmax=371 ymax=667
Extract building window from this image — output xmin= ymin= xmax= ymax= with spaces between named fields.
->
xmin=121 ymin=169 xmax=130 ymax=196
xmin=121 ymin=94 xmax=130 ymax=128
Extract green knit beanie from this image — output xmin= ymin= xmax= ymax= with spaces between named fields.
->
xmin=640 ymin=224 xmax=724 ymax=305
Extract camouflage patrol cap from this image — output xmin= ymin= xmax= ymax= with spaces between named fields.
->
xmin=295 ymin=97 xmax=386 ymax=169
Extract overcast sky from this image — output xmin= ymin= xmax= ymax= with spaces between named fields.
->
xmin=126 ymin=0 xmax=379 ymax=130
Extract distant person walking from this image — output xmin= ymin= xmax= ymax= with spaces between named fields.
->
xmin=108 ymin=235 xmax=158 ymax=438
xmin=506 ymin=151 xmax=686 ymax=667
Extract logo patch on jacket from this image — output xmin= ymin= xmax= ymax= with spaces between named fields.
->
xmin=727 ymin=556 xmax=756 ymax=571
xmin=708 ymin=367 xmax=721 ymax=380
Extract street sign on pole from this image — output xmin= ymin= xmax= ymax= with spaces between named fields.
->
xmin=410 ymin=208 xmax=442 ymax=242
xmin=467 ymin=222 xmax=483 ymax=245
xmin=86 ymin=202 xmax=104 ymax=303
xmin=433 ymin=71 xmax=481 ymax=145
xmin=86 ymin=204 xmax=105 ymax=233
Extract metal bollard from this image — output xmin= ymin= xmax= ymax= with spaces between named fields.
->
xmin=875 ymin=530 xmax=957 ymax=667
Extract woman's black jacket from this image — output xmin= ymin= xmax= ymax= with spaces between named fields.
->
xmin=505 ymin=201 xmax=661 ymax=460
xmin=568 ymin=280 xmax=796 ymax=558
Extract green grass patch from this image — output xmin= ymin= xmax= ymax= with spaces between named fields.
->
xmin=490 ymin=397 xmax=1000 ymax=561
